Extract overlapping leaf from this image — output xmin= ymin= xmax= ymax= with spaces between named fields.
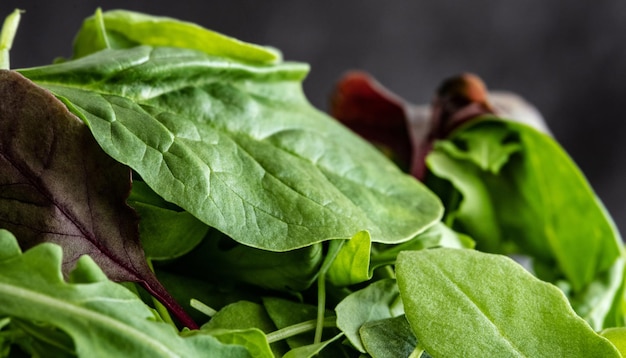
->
xmin=0 ymin=70 xmax=194 ymax=328
xmin=0 ymin=230 xmax=249 ymax=357
xmin=19 ymin=45 xmax=442 ymax=252
xmin=427 ymin=118 xmax=623 ymax=292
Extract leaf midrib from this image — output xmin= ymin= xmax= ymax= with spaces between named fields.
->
xmin=425 ymin=259 xmax=526 ymax=357
xmin=0 ymin=280 xmax=180 ymax=357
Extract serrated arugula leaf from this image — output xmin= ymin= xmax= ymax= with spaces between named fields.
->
xmin=0 ymin=230 xmax=250 ymax=357
xmin=18 ymin=45 xmax=442 ymax=252
xmin=397 ymin=249 xmax=620 ymax=357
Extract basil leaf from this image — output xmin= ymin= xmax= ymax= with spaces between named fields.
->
xmin=397 ymin=248 xmax=620 ymax=357
xmin=0 ymin=231 xmax=250 ymax=357
xmin=19 ymin=46 xmax=442 ymax=252
xmin=72 ymin=9 xmax=280 ymax=64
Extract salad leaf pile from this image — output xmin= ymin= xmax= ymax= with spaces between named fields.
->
xmin=0 ymin=8 xmax=624 ymax=357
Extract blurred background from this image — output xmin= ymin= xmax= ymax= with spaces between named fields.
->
xmin=2 ymin=1 xmax=626 ymax=233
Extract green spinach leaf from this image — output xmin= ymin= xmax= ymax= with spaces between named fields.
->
xmin=397 ymin=248 xmax=620 ymax=357
xmin=359 ymin=315 xmax=421 ymax=358
xmin=335 ymin=278 xmax=402 ymax=353
xmin=19 ymin=45 xmax=442 ymax=252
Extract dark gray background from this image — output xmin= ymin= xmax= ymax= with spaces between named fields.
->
xmin=3 ymin=1 xmax=626 ymax=233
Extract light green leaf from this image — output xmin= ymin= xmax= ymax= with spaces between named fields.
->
xmin=359 ymin=315 xmax=418 ymax=358
xmin=262 ymin=297 xmax=322 ymax=349
xmin=282 ymin=332 xmax=344 ymax=358
xmin=190 ymin=328 xmax=273 ymax=358
xmin=0 ymin=229 xmax=19 ymax=260
xmin=569 ymin=258 xmax=625 ymax=331
xmin=335 ymin=279 xmax=401 ymax=353
xmin=601 ymin=327 xmax=626 ymax=356
xmin=327 ymin=231 xmax=371 ymax=287
xmin=20 ymin=46 xmax=442 ymax=252
xmin=437 ymin=121 xmax=522 ymax=174
xmin=396 ymin=248 xmax=620 ymax=357
xmin=202 ymin=301 xmax=276 ymax=333
xmin=0 ymin=9 xmax=22 ymax=70
xmin=202 ymin=300 xmax=287 ymax=357
xmin=72 ymin=9 xmax=280 ymax=64
xmin=427 ymin=142 xmax=502 ymax=252
xmin=0 ymin=234 xmax=250 ymax=357
xmin=427 ymin=117 xmax=622 ymax=292
xmin=370 ymin=222 xmax=474 ymax=269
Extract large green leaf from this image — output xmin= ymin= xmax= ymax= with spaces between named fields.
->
xmin=427 ymin=118 xmax=623 ymax=292
xmin=0 ymin=230 xmax=250 ymax=357
xmin=0 ymin=69 xmax=194 ymax=328
xmin=396 ymin=248 xmax=620 ymax=357
xmin=19 ymin=46 xmax=442 ymax=251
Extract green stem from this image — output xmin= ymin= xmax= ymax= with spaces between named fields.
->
xmin=0 ymin=9 xmax=23 ymax=70
xmin=409 ymin=342 xmax=427 ymax=358
xmin=190 ymin=298 xmax=217 ymax=318
xmin=266 ymin=316 xmax=336 ymax=344
xmin=314 ymin=272 xmax=327 ymax=344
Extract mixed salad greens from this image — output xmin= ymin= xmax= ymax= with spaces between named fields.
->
xmin=0 ymin=8 xmax=625 ymax=357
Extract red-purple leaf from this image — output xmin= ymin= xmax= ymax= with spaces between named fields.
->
xmin=0 ymin=70 xmax=196 ymax=329
xmin=330 ymin=72 xmax=495 ymax=180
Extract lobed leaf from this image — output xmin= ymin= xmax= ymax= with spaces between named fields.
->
xmin=0 ymin=231 xmax=250 ymax=357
